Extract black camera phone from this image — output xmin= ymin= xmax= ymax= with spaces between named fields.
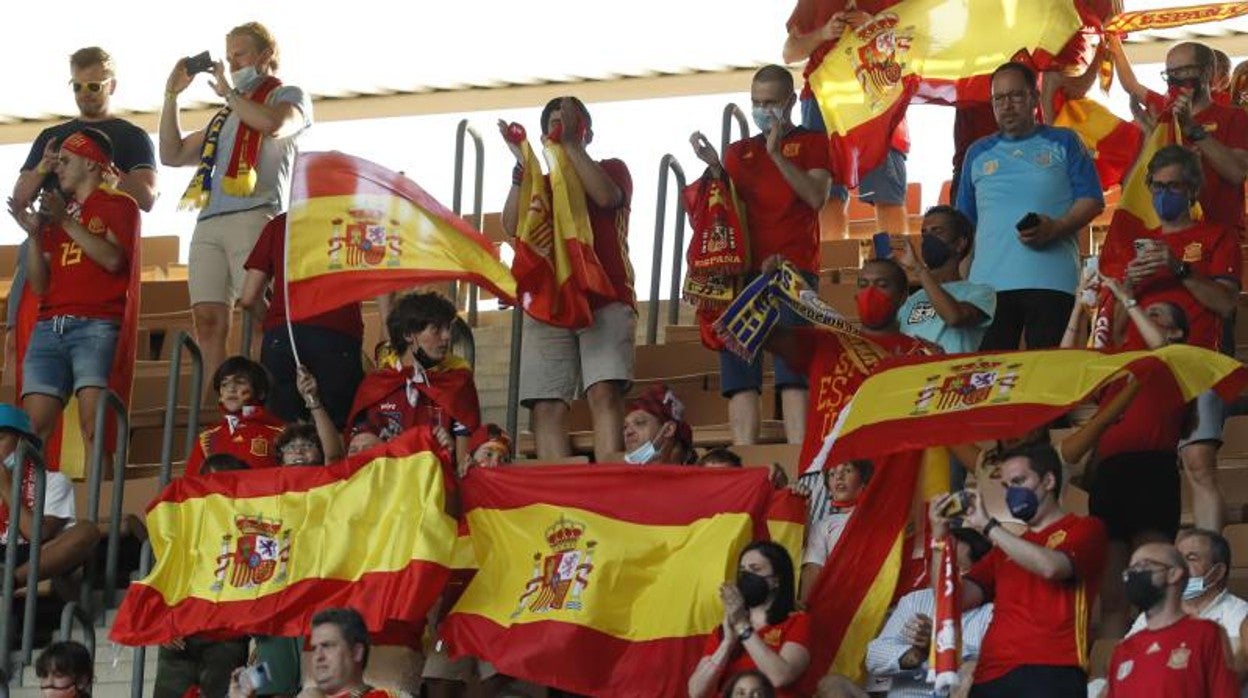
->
xmin=185 ymin=51 xmax=214 ymax=76
xmin=1015 ymin=212 xmax=1041 ymax=231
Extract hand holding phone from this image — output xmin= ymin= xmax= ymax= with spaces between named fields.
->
xmin=185 ymin=51 xmax=214 ymax=76
xmin=872 ymin=231 xmax=893 ymax=260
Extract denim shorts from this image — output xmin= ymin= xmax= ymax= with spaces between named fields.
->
xmin=22 ymin=316 xmax=119 ymax=401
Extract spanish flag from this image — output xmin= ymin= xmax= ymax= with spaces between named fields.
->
xmin=441 ymin=465 xmax=776 ymax=697
xmin=510 ymin=129 xmax=614 ymax=329
xmin=825 ymin=345 xmax=1246 ymax=465
xmin=12 ymin=203 xmax=141 ymax=479
xmin=284 ymin=152 xmax=516 ymax=321
xmin=808 ymin=0 xmax=1083 ymax=185
xmin=109 ymin=428 xmax=457 ymax=645
xmin=1054 ymin=95 xmax=1143 ymax=189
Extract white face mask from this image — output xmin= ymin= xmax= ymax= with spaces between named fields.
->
xmin=2 ymin=451 xmax=14 ymax=470
xmin=623 ymin=438 xmax=658 ymax=465
xmin=231 ymin=66 xmax=260 ymax=91
xmin=1183 ymin=574 xmax=1208 ymax=601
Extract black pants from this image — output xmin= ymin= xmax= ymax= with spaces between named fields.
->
xmin=970 ymin=665 xmax=1087 ymax=698
xmin=261 ymin=325 xmax=364 ymax=430
xmin=979 ymin=289 xmax=1075 ymax=351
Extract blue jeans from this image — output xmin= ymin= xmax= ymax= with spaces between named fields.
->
xmin=22 ymin=316 xmax=119 ymax=401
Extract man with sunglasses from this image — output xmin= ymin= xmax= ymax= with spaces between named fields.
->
xmin=12 ymin=47 xmax=156 ymax=213
xmin=1108 ymin=39 xmax=1248 ymax=238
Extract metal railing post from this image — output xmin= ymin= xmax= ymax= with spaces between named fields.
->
xmin=1 ymin=439 xmax=48 ymax=677
xmin=57 ymin=603 xmax=95 ymax=657
xmin=130 ymin=540 xmax=154 ymax=698
xmin=160 ymin=332 xmax=204 ymax=488
xmin=451 ymin=317 xmax=476 ymax=370
xmin=240 ymin=311 xmax=255 ymax=359
xmin=645 ymin=155 xmax=687 ymax=344
xmin=453 ymin=119 xmax=486 ymax=326
xmin=720 ymin=103 xmax=750 ymax=157
xmin=84 ymin=389 xmax=128 ymax=619
xmin=505 ymin=306 xmax=524 ymax=441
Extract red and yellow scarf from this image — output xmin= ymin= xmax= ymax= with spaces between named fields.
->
xmin=179 ymin=76 xmax=281 ymax=209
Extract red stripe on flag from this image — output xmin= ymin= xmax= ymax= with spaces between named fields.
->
xmin=287 ymin=268 xmax=512 ymax=324
xmin=461 ymin=465 xmax=773 ymax=529
xmin=442 ymin=614 xmax=705 ymax=698
xmin=109 ymin=558 xmax=449 ymax=646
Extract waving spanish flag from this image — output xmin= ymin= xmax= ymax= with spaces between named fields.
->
xmin=441 ymin=465 xmax=776 ymax=698
xmin=808 ymin=0 xmax=1083 ymax=184
xmin=509 ymin=125 xmax=614 ymax=329
xmin=1054 ymin=95 xmax=1143 ymax=189
xmin=825 ymin=345 xmax=1246 ymax=465
xmin=283 ymin=151 xmax=516 ymax=321
xmin=109 ymin=428 xmax=457 ymax=645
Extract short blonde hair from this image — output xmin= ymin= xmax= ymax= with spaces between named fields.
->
xmin=69 ymin=47 xmax=114 ymax=77
xmin=227 ymin=22 xmax=279 ymax=71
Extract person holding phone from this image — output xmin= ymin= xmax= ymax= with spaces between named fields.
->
xmin=688 ymin=65 xmax=832 ymax=447
xmin=956 ymin=62 xmax=1104 ymax=352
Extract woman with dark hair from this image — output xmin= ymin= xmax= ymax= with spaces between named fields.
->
xmin=688 ymin=541 xmax=810 ymax=698
xmin=721 ymin=669 xmax=776 ymax=698
xmin=35 ymin=641 xmax=93 ymax=698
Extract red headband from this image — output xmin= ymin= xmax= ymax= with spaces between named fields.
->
xmin=61 ymin=132 xmax=113 ymax=170
xmin=627 ymin=385 xmax=693 ymax=449
xmin=468 ymin=424 xmax=512 ymax=458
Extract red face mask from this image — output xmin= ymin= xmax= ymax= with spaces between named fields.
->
xmin=856 ymin=285 xmax=897 ymax=328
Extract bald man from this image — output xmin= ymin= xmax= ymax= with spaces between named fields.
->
xmin=1105 ymin=542 xmax=1237 ymax=697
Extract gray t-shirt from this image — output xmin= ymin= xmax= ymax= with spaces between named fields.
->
xmin=199 ymin=82 xmax=312 ymax=220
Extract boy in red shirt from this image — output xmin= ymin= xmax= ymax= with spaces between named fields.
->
xmin=8 ymin=128 xmax=138 ymax=458
xmin=183 ymin=356 xmax=285 ymax=477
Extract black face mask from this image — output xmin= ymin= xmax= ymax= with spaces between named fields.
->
xmin=736 ymin=571 xmax=772 ymax=608
xmin=1124 ymin=569 xmax=1166 ymax=611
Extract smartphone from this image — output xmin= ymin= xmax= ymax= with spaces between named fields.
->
xmin=1015 ymin=212 xmax=1040 ymax=231
xmin=938 ymin=490 xmax=972 ymax=518
xmin=185 ymin=51 xmax=214 ymax=76
xmin=243 ymin=662 xmax=271 ymax=693
xmin=872 ymin=231 xmax=892 ymax=260
xmin=1133 ymin=238 xmax=1154 ymax=258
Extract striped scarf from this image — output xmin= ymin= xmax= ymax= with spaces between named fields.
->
xmin=178 ymin=76 xmax=281 ymax=210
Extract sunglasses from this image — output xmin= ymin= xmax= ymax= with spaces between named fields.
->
xmin=70 ymin=79 xmax=112 ymax=93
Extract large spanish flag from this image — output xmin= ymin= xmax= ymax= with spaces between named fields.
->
xmin=441 ymin=465 xmax=776 ymax=698
xmin=109 ymin=428 xmax=457 ymax=645
xmin=511 ymin=134 xmax=614 ymax=329
xmin=1054 ymin=95 xmax=1143 ymax=189
xmin=284 ymin=151 xmax=516 ymax=321
xmin=12 ymin=208 xmax=141 ymax=478
xmin=825 ymin=345 xmax=1246 ymax=464
xmin=808 ymin=0 xmax=1083 ymax=184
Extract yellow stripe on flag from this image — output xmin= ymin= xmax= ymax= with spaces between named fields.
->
xmin=142 ymin=452 xmax=456 ymax=605
xmin=831 ymin=532 xmax=904 ymax=682
xmin=60 ymin=398 xmax=85 ymax=480
xmin=457 ymin=504 xmax=754 ymax=641
xmin=768 ymin=519 xmax=805 ymax=584
xmin=1056 ymin=98 xmax=1121 ymax=150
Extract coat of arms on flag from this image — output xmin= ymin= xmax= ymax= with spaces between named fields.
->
xmin=513 ymin=516 xmax=597 ymax=616
xmin=213 ymin=514 xmax=291 ymax=591
xmin=327 ymin=207 xmax=402 ymax=269
xmin=912 ymin=358 xmax=1022 ymax=415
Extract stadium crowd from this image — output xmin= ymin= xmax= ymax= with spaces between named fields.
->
xmin=3 ymin=4 xmax=1248 ymax=698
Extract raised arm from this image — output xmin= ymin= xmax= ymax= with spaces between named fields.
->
xmin=160 ymin=59 xmax=209 ymax=167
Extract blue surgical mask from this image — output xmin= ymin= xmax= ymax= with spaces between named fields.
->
xmin=1005 ymin=485 xmax=1040 ymax=522
xmin=752 ymin=107 xmax=779 ymax=134
xmin=920 ymin=235 xmax=954 ymax=269
xmin=1183 ymin=574 xmax=1206 ymax=601
xmin=1152 ymin=188 xmax=1190 ymax=223
xmin=230 ymin=66 xmax=260 ymax=92
xmin=624 ymin=439 xmax=657 ymax=465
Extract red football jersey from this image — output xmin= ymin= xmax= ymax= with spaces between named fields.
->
xmin=1107 ymin=616 xmax=1238 ymax=698
xmin=1118 ymin=221 xmax=1241 ymax=352
xmin=184 ymin=406 xmax=285 ymax=477
xmin=586 ymin=159 xmax=635 ymax=310
xmin=725 ymin=129 xmax=832 ymax=274
xmin=37 ymin=186 xmax=138 ymax=320
xmin=966 ymin=513 xmax=1108 ymax=684
xmin=704 ymin=611 xmax=811 ymax=698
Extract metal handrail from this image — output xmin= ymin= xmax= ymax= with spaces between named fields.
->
xmin=57 ymin=602 xmax=96 ymax=657
xmin=721 ymin=103 xmax=750 ymax=156
xmin=453 ymin=119 xmax=486 ymax=326
xmin=451 ymin=316 xmax=477 ymax=370
xmin=240 ymin=311 xmax=255 ymax=359
xmin=505 ymin=305 xmax=523 ymax=440
xmin=84 ymin=389 xmax=129 ymax=619
xmin=160 ymin=332 xmax=204 ymax=488
xmin=0 ymin=437 xmax=48 ymax=682
xmin=645 ymin=154 xmax=687 ymax=344
xmin=130 ymin=540 xmax=153 ymax=698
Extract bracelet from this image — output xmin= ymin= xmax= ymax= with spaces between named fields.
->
xmin=308 ymin=404 xmax=324 ymax=411
xmin=164 ymin=90 xmax=179 ymax=101
xmin=982 ymin=517 xmax=1002 ymax=538
xmin=511 ymin=163 xmax=525 ymax=186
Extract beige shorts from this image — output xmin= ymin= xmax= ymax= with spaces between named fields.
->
xmin=519 ymin=302 xmax=636 ymax=405
xmin=188 ymin=207 xmax=273 ymax=306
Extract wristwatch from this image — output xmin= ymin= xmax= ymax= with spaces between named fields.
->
xmin=736 ymin=624 xmax=754 ymax=642
xmin=1185 ymin=125 xmax=1208 ymax=143
xmin=982 ymin=517 xmax=1002 ymax=538
xmin=1123 ymin=297 xmax=1138 ymax=309
xmin=1174 ymin=261 xmax=1193 ymax=280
